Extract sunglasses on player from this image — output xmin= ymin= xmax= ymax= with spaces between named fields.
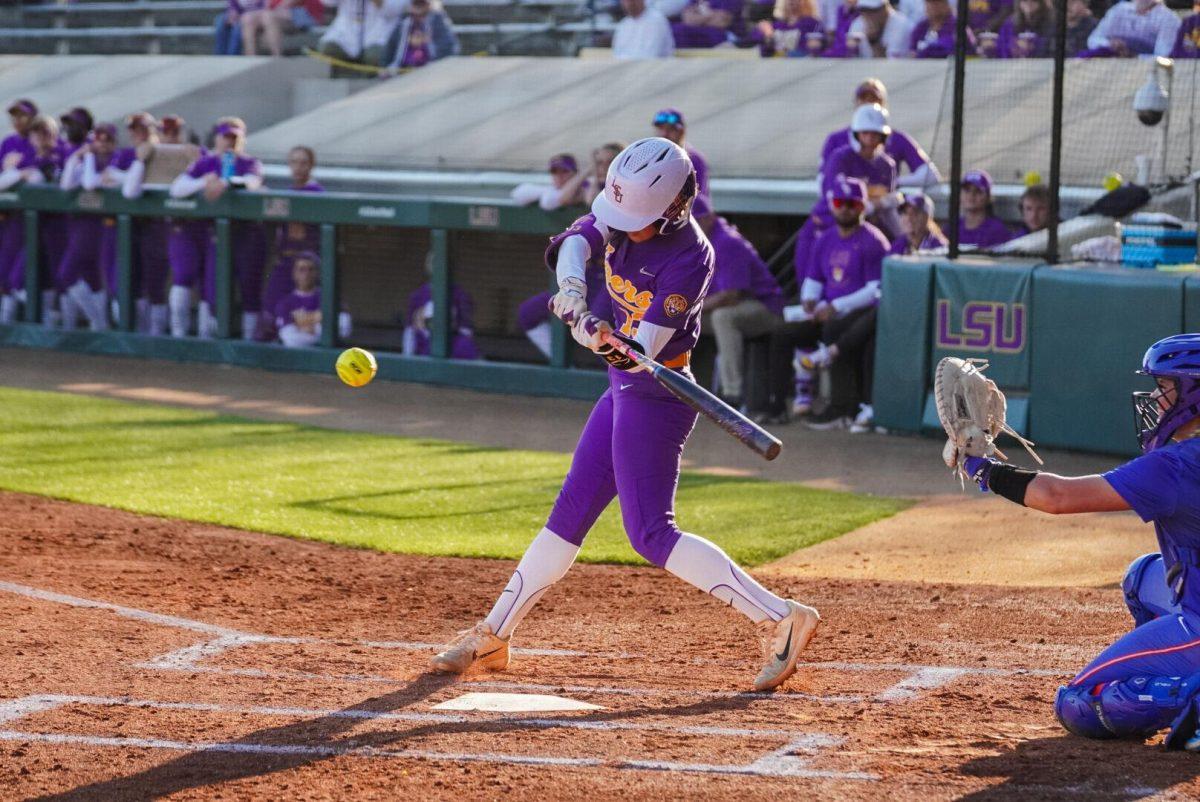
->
xmin=653 ymin=112 xmax=682 ymax=127
xmin=830 ymin=197 xmax=864 ymax=210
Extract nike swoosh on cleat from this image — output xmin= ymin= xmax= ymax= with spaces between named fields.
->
xmin=476 ymin=646 xmax=504 ymax=659
xmin=774 ymin=626 xmax=794 ymax=662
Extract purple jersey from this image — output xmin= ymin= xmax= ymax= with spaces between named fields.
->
xmin=820 ymin=126 xmax=931 ymax=176
xmin=707 ymin=216 xmax=784 ymax=315
xmin=812 ymin=144 xmax=897 ymax=226
xmin=19 ymin=147 xmax=63 ymax=183
xmin=0 ymin=133 xmax=33 ymax=165
xmin=755 ymin=16 xmax=823 ymax=55
xmin=408 ymin=281 xmax=475 ymax=332
xmin=810 ymin=222 xmax=888 ymax=303
xmin=967 ymin=0 xmax=1010 ymax=32
xmin=274 ymin=289 xmax=321 ymax=329
xmin=1172 ymin=13 xmax=1200 ymax=58
xmin=1105 ymin=439 xmax=1200 ymax=610
xmin=401 ymin=18 xmax=433 ymax=67
xmin=958 ymin=215 xmax=1012 ymax=249
xmin=187 ymin=151 xmax=263 ymax=181
xmin=546 ymin=213 xmax=714 ymax=365
xmin=110 ymin=147 xmax=137 ymax=172
xmin=686 ymin=144 xmax=709 ymax=199
xmin=997 ymin=18 xmax=1053 ymax=57
xmin=911 ymin=16 xmax=975 ymax=58
xmin=889 ymin=229 xmax=948 ymax=255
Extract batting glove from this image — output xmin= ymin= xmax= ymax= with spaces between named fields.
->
xmin=963 ymin=456 xmax=999 ymax=492
xmin=551 ymin=277 xmax=588 ymax=324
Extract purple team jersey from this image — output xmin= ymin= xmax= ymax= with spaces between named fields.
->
xmin=967 ymin=0 xmax=1010 ymax=31
xmin=274 ymin=288 xmax=321 ymax=329
xmin=810 ymin=222 xmax=888 ymax=303
xmin=546 ymin=213 xmax=714 ymax=365
xmin=911 ymin=16 xmax=975 ymax=57
xmin=0 ymin=133 xmax=33 ymax=165
xmin=187 ymin=152 xmax=264 ymax=181
xmin=997 ymin=19 xmax=1053 ymax=57
xmin=707 ymin=216 xmax=784 ymax=315
xmin=820 ymin=126 xmax=931 ymax=176
xmin=812 ymin=144 xmax=897 ymax=226
xmin=686 ymin=144 xmax=709 ymax=199
xmin=889 ymin=230 xmax=948 ymax=255
xmin=1172 ymin=13 xmax=1200 ymax=58
xmin=755 ymin=16 xmax=823 ymax=55
xmin=958 ymin=216 xmax=1012 ymax=249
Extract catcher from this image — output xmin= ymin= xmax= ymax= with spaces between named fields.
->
xmin=938 ymin=334 xmax=1200 ymax=749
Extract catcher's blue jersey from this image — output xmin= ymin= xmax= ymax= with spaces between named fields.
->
xmin=1105 ymin=438 xmax=1200 ymax=614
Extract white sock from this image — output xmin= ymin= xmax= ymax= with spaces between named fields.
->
xmin=0 ymin=294 xmax=16 ymax=324
xmin=148 ymin=304 xmax=168 ymax=337
xmin=168 ymin=285 xmax=191 ymax=338
xmin=197 ymin=301 xmax=217 ymax=339
xmin=525 ymin=321 xmax=553 ymax=359
xmin=241 ymin=311 xmax=259 ymax=341
xmin=41 ymin=290 xmax=60 ymax=329
xmin=664 ymin=533 xmax=790 ymax=624
xmin=88 ymin=289 xmax=110 ymax=331
xmin=135 ymin=297 xmax=150 ymax=332
xmin=59 ymin=289 xmax=81 ymax=331
xmin=484 ymin=528 xmax=580 ymax=639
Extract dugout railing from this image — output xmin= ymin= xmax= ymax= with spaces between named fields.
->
xmin=0 ymin=184 xmax=610 ymax=400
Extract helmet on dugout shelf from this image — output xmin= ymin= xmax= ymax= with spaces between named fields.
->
xmin=1133 ymin=333 xmax=1200 ymax=452
xmin=591 ymin=137 xmax=697 ymax=234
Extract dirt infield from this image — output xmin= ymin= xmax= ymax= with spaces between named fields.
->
xmin=1 ymin=492 xmax=1197 ymax=801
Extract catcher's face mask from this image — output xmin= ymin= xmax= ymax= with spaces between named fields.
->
xmin=1134 ymin=376 xmax=1200 ymax=452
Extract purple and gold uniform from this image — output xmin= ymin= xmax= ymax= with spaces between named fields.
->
xmin=1 ymin=146 xmax=63 ymax=298
xmin=967 ymin=0 xmax=1010 ymax=32
xmin=541 ymin=212 xmax=713 ymax=566
xmin=1172 ymin=13 xmax=1200 ymax=57
xmin=173 ymin=152 xmax=266 ymax=314
xmin=404 ymin=282 xmax=481 ymax=360
xmin=958 ymin=216 xmax=1012 ymax=249
xmin=671 ymin=0 xmax=745 ymax=48
xmin=274 ymin=287 xmax=321 ymax=331
xmin=820 ymin=126 xmax=933 ymax=179
xmin=707 ymin=214 xmax=785 ymax=315
xmin=910 ymin=15 xmax=976 ymax=57
xmin=754 ymin=16 xmax=823 ymax=56
xmin=809 ymin=220 xmax=888 ymax=304
xmin=795 ymin=143 xmax=895 ymax=287
xmin=260 ymin=179 xmax=325 ymax=330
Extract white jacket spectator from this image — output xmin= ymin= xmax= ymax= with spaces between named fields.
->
xmin=319 ymin=0 xmax=406 ymax=62
xmin=847 ymin=0 xmax=914 ymax=56
xmin=1087 ymin=0 xmax=1181 ymax=56
xmin=613 ymin=0 xmax=675 ymax=58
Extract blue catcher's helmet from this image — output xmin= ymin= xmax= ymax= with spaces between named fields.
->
xmin=1134 ymin=333 xmax=1200 ymax=452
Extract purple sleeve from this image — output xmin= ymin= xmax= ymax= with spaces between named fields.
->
xmin=1172 ymin=15 xmax=1200 ymax=57
xmin=544 ymin=213 xmax=606 ymax=272
xmin=187 ymin=156 xmax=215 ymax=178
xmin=408 ymin=283 xmax=431 ymax=323
xmin=708 ymin=224 xmax=752 ymax=294
xmin=641 ymin=247 xmax=712 ymax=330
xmin=274 ymin=295 xmax=296 ymax=327
xmin=1104 ymin=450 xmax=1181 ymax=522
xmin=453 ymin=286 xmax=475 ymax=331
xmin=889 ymin=130 xmax=930 ymax=173
xmin=889 ymin=235 xmax=909 ymax=256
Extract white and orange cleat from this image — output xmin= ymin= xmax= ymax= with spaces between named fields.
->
xmin=430 ymin=621 xmax=511 ymax=673
xmin=753 ymin=600 xmax=821 ymax=691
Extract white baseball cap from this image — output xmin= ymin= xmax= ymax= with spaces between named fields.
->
xmin=591 ymin=137 xmax=695 ymax=232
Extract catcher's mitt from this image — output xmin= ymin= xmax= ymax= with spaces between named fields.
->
xmin=934 ymin=357 xmax=1043 ymax=481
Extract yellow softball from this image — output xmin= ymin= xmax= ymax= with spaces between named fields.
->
xmin=1103 ymin=172 xmax=1124 ymax=192
xmin=336 ymin=347 xmax=377 ymax=388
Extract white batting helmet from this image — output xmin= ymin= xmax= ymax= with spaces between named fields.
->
xmin=851 ymin=103 xmax=891 ymax=137
xmin=591 ymin=137 xmax=697 ymax=233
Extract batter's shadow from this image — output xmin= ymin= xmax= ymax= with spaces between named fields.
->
xmin=954 ymin=734 xmax=1200 ymax=800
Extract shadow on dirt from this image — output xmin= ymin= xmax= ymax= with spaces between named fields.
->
xmin=956 ymin=734 xmax=1199 ymax=800
xmin=32 ymin=675 xmax=761 ymax=799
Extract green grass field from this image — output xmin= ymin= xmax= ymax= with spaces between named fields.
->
xmin=0 ymin=387 xmax=909 ymax=566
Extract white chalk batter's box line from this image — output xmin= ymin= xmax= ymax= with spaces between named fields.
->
xmin=0 ymin=694 xmax=877 ymax=781
xmin=0 ymin=579 xmax=1065 ymax=705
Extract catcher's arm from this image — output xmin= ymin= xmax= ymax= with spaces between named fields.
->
xmin=964 ymin=457 xmax=1131 ymax=513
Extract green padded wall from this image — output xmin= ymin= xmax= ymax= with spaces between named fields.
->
xmin=874 ymin=258 xmax=934 ymax=432
xmin=1030 ymin=266 xmax=1188 ymax=456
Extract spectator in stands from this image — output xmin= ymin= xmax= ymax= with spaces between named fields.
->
xmin=319 ymin=0 xmax=406 ymax=67
xmin=967 ymin=0 xmax=1011 ymax=33
xmin=242 ymin=0 xmax=324 ymax=57
xmin=511 ymin=154 xmax=587 ymax=211
xmin=753 ymin=0 xmax=823 ymax=56
xmin=845 ymin=0 xmax=915 ymax=56
xmin=168 ymin=118 xmax=266 ymax=340
xmin=1016 ymin=183 xmax=1052 ymax=235
xmin=258 ymin=146 xmax=325 ymax=341
xmin=1065 ymin=0 xmax=1098 ymax=54
xmin=0 ymin=115 xmax=64 ymax=328
xmin=1172 ymin=0 xmax=1200 ymax=57
xmin=1082 ymin=0 xmax=1180 ymax=56
xmin=820 ymin=0 xmax=860 ymax=55
xmin=820 ymin=80 xmax=939 ymax=190
xmin=958 ymin=169 xmax=1012 ymax=249
xmin=910 ymin=0 xmax=975 ymax=57
xmin=695 ymin=196 xmax=784 ymax=408
xmin=890 ymin=192 xmax=947 ymax=254
xmin=274 ymin=252 xmax=352 ymax=348
xmin=215 ymin=1 xmax=244 ymax=55
xmin=995 ymin=0 xmax=1055 ymax=56
xmin=763 ymin=176 xmax=885 ymax=432
xmin=402 ymin=251 xmax=482 ymax=360
xmin=652 ymin=108 xmax=709 ymax=198
xmin=798 ymin=102 xmax=897 ymax=297
xmin=613 ymin=0 xmax=676 ymax=58
xmin=897 ymin=0 xmax=925 ymax=23
xmin=382 ymin=0 xmax=460 ymax=71
xmin=671 ymin=0 xmax=745 ymax=48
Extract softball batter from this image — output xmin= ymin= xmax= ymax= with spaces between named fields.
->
xmin=431 ymin=138 xmax=820 ymax=691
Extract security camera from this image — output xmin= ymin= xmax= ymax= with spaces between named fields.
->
xmin=1134 ymin=58 xmax=1172 ymax=127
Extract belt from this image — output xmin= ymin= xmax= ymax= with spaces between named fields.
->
xmin=661 ymin=351 xmax=690 ymax=369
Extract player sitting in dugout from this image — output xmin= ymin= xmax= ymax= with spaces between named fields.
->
xmin=960 ymin=334 xmax=1200 ymax=751
xmin=274 ymin=252 xmax=352 ymax=349
xmin=401 ymin=251 xmax=481 ymax=360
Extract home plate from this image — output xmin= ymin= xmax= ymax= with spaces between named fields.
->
xmin=432 ymin=692 xmax=604 ymax=712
